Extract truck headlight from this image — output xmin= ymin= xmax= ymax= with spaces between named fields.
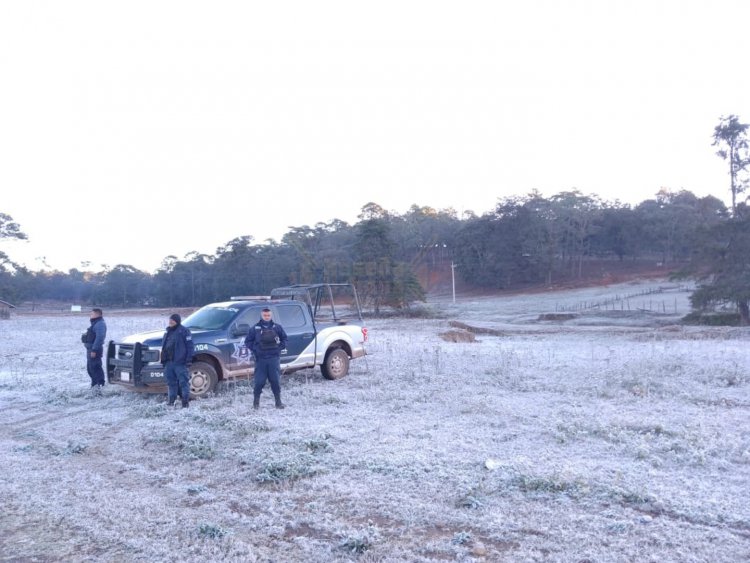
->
xmin=142 ymin=349 xmax=161 ymax=363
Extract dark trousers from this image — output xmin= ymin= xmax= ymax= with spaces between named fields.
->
xmin=254 ymin=356 xmax=281 ymax=397
xmin=165 ymin=361 xmax=190 ymax=403
xmin=86 ymin=349 xmax=105 ymax=387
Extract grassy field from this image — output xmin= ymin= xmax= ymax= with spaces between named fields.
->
xmin=1 ymin=280 xmax=748 ymax=562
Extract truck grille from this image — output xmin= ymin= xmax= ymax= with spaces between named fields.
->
xmin=118 ymin=344 xmax=136 ymax=361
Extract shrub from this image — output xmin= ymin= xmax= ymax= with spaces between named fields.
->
xmin=182 ymin=435 xmax=217 ymax=460
xmin=304 ymin=435 xmax=332 ymax=453
xmin=451 ymin=531 xmax=472 ymax=545
xmin=198 ymin=523 xmax=229 ymax=539
xmin=513 ymin=474 xmax=585 ymax=495
xmin=455 ymin=489 xmax=485 ymax=509
xmin=339 ymin=535 xmax=372 ymax=555
xmin=64 ymin=441 xmax=88 ymax=455
xmin=132 ymin=402 xmax=169 ymax=418
xmin=338 ymin=527 xmax=378 ymax=555
xmin=682 ymin=311 xmax=742 ymax=326
xmin=256 ymin=455 xmax=317 ymax=483
xmin=367 ymin=306 xmax=443 ymax=319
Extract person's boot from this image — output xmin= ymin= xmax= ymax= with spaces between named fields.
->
xmin=167 ymin=396 xmax=176 ymax=406
xmin=181 ymin=400 xmax=189 ymax=408
xmin=253 ymin=395 xmax=260 ymax=410
xmin=274 ymin=393 xmax=285 ymax=409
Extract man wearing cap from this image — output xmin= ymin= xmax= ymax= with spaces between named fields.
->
xmin=83 ymin=308 xmax=107 ymax=393
xmin=161 ymin=313 xmax=195 ymax=408
xmin=244 ymin=307 xmax=288 ymax=409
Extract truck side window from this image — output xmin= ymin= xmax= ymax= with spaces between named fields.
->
xmin=236 ymin=307 xmax=264 ymax=328
xmin=276 ymin=304 xmax=307 ymax=328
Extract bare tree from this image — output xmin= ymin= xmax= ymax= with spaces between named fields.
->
xmin=713 ymin=115 xmax=750 ymax=216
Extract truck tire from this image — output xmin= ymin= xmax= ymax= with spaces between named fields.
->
xmin=321 ymin=348 xmax=350 ymax=380
xmin=189 ymin=362 xmax=218 ymax=398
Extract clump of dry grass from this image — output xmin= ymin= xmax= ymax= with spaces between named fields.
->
xmin=538 ymin=313 xmax=577 ymax=321
xmin=439 ymin=330 xmax=476 ymax=343
xmin=448 ymin=320 xmax=505 ymax=336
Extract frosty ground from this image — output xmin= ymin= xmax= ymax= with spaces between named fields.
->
xmin=0 ymin=280 xmax=748 ymax=562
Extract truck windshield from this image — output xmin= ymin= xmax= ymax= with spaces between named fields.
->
xmin=183 ymin=306 xmax=240 ymax=330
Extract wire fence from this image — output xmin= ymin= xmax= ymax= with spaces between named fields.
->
xmin=554 ymin=284 xmax=694 ymax=314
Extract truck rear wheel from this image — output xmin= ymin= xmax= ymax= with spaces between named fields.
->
xmin=321 ymin=348 xmax=350 ymax=380
xmin=189 ymin=362 xmax=218 ymax=398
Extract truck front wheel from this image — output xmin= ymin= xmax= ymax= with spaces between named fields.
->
xmin=321 ymin=348 xmax=350 ymax=380
xmin=189 ymin=362 xmax=218 ymax=398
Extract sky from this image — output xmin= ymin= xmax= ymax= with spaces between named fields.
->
xmin=1 ymin=0 xmax=749 ymax=273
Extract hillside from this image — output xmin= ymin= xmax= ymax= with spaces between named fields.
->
xmin=418 ymin=257 xmax=679 ymax=299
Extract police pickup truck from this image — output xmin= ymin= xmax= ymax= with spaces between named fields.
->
xmin=106 ymin=284 xmax=367 ymax=398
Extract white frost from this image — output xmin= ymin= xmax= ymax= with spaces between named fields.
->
xmin=0 ymin=280 xmax=748 ymax=561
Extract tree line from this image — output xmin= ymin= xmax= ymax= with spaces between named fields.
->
xmin=0 ymin=189 xmax=731 ymax=307
xmin=1 ymin=115 xmax=749 ymax=321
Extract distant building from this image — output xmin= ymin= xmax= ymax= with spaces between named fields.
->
xmin=0 ymin=299 xmax=16 ymax=319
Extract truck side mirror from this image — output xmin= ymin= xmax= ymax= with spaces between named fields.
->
xmin=233 ymin=323 xmax=250 ymax=337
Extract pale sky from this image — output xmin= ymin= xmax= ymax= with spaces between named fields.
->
xmin=1 ymin=0 xmax=748 ymax=273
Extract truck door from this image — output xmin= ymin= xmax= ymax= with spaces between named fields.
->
xmin=274 ymin=303 xmax=315 ymax=367
xmin=224 ymin=306 xmax=265 ymax=375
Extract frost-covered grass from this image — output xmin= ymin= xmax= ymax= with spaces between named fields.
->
xmin=1 ymin=281 xmax=749 ymax=562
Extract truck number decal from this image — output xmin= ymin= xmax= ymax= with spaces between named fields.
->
xmin=195 ymin=344 xmax=209 ymax=351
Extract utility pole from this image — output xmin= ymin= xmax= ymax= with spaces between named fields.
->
xmin=451 ymin=261 xmax=456 ymax=304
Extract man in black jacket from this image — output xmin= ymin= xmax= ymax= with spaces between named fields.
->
xmin=161 ymin=313 xmax=195 ymax=408
xmin=83 ymin=308 xmax=107 ymax=392
xmin=244 ymin=307 xmax=288 ymax=409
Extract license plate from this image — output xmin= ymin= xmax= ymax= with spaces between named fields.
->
xmin=120 ymin=371 xmax=131 ymax=382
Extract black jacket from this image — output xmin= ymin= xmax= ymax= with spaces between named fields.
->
xmin=84 ymin=317 xmax=107 ymax=351
xmin=244 ymin=320 xmax=288 ymax=359
xmin=161 ymin=324 xmax=195 ymax=365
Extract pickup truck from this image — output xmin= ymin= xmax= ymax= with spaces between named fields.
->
xmin=106 ymin=284 xmax=368 ymax=398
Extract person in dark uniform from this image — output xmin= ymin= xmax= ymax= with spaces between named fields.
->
xmin=244 ymin=307 xmax=287 ymax=409
xmin=160 ymin=313 xmax=195 ymax=408
xmin=83 ymin=308 xmax=107 ymax=393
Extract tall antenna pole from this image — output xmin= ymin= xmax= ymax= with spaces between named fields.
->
xmin=451 ymin=261 xmax=456 ymax=304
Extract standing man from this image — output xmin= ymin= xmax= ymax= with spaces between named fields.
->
xmin=161 ymin=313 xmax=195 ymax=408
xmin=245 ymin=307 xmax=287 ymax=409
xmin=83 ymin=308 xmax=107 ymax=392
